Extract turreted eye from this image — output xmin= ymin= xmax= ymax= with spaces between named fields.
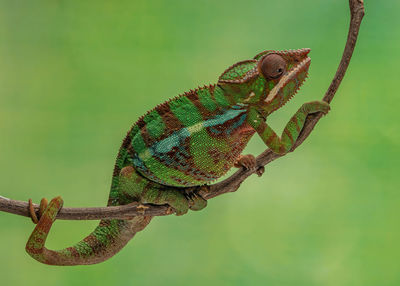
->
xmin=259 ymin=54 xmax=287 ymax=79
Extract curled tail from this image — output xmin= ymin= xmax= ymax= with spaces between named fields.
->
xmin=25 ymin=133 xmax=153 ymax=265
xmin=25 ymin=197 xmax=152 ymax=266
xmin=25 ymin=133 xmax=200 ymax=265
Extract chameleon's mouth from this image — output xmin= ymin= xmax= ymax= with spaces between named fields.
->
xmin=264 ymin=55 xmax=311 ymax=104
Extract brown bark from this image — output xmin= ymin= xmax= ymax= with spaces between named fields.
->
xmin=0 ymin=0 xmax=365 ymax=221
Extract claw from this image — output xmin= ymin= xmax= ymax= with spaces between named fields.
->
xmin=319 ymin=101 xmax=331 ymax=115
xmin=184 ymin=190 xmax=207 ymax=211
xmin=136 ymin=204 xmax=149 ymax=215
xmin=235 ymin=154 xmax=257 ymax=170
xmin=256 ymin=166 xmax=265 ymax=177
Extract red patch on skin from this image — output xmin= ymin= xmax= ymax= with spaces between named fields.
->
xmin=266 ymin=133 xmax=277 ymax=145
xmin=256 ymin=122 xmax=266 ymax=134
xmin=67 ymin=247 xmax=81 ymax=258
xmin=140 ymin=126 xmax=155 ymax=149
xmin=284 ymin=128 xmax=294 ymax=144
xmin=185 ymin=88 xmax=215 ymax=120
xmin=26 ymin=247 xmax=43 ymax=254
xmin=157 ymin=103 xmax=185 ymax=134
xmin=36 ymin=216 xmax=53 ymax=232
xmin=120 ymin=166 xmax=135 ymax=177
xmin=34 ymin=237 xmax=44 ymax=244
xmin=208 ymin=149 xmax=223 ymax=165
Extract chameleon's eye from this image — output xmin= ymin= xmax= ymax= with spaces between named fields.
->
xmin=259 ymin=54 xmax=287 ymax=79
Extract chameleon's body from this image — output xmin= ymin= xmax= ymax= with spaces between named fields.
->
xmin=26 ymin=49 xmax=329 ymax=265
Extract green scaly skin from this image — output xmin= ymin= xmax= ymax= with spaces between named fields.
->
xmin=25 ymin=48 xmax=329 ymax=265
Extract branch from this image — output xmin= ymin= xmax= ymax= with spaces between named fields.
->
xmin=0 ymin=0 xmax=365 ymax=221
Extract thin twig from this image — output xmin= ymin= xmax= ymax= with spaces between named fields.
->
xmin=0 ymin=0 xmax=364 ymax=221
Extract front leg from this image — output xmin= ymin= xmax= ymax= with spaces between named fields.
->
xmin=248 ymin=101 xmax=330 ymax=155
xmin=234 ymin=154 xmax=265 ymax=176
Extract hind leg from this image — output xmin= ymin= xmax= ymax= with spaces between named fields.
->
xmin=186 ymin=191 xmax=207 ymax=211
xmin=143 ymin=188 xmax=189 ymax=216
xmin=119 ymin=166 xmax=191 ymax=216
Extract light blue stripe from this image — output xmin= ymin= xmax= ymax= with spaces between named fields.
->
xmin=141 ymin=108 xmax=246 ymax=157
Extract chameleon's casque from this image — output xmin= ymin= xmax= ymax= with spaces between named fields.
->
xmin=25 ymin=49 xmax=329 ymax=265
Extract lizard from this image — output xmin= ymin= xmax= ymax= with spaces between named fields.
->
xmin=25 ymin=48 xmax=330 ymax=265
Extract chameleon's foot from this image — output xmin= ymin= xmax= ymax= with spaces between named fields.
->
xmin=165 ymin=191 xmax=189 ymax=216
xmin=235 ymin=154 xmax=257 ymax=169
xmin=302 ymin=100 xmax=330 ymax=115
xmin=145 ymin=188 xmax=189 ymax=216
xmin=119 ymin=166 xmax=190 ymax=216
xmin=256 ymin=166 xmax=265 ymax=177
xmin=28 ymin=198 xmax=48 ymax=224
xmin=234 ymin=154 xmax=264 ymax=177
xmin=186 ymin=191 xmax=207 ymax=211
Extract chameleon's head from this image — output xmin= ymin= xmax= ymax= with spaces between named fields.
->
xmin=218 ymin=48 xmax=311 ymax=114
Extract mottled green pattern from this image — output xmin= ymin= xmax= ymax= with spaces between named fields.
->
xmin=143 ymin=110 xmax=165 ymax=139
xmin=131 ymin=131 xmax=147 ymax=154
xmin=198 ymin=88 xmax=217 ymax=111
xmin=139 ymin=155 xmax=203 ymax=185
xmin=219 ymin=60 xmax=257 ymax=81
xmin=189 ymin=130 xmax=231 ymax=173
xmin=213 ymin=85 xmax=231 ymax=107
xmin=169 ymin=96 xmax=203 ymax=126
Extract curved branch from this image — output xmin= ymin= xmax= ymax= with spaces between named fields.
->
xmin=0 ymin=0 xmax=365 ymax=221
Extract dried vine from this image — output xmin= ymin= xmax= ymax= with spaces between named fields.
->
xmin=0 ymin=0 xmax=365 ymax=221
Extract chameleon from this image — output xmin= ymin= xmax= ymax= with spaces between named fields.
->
xmin=25 ymin=48 xmax=330 ymax=265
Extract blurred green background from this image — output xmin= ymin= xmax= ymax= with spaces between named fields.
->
xmin=0 ymin=0 xmax=398 ymax=285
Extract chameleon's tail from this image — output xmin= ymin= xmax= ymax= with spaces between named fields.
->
xmin=25 ymin=197 xmax=152 ymax=266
